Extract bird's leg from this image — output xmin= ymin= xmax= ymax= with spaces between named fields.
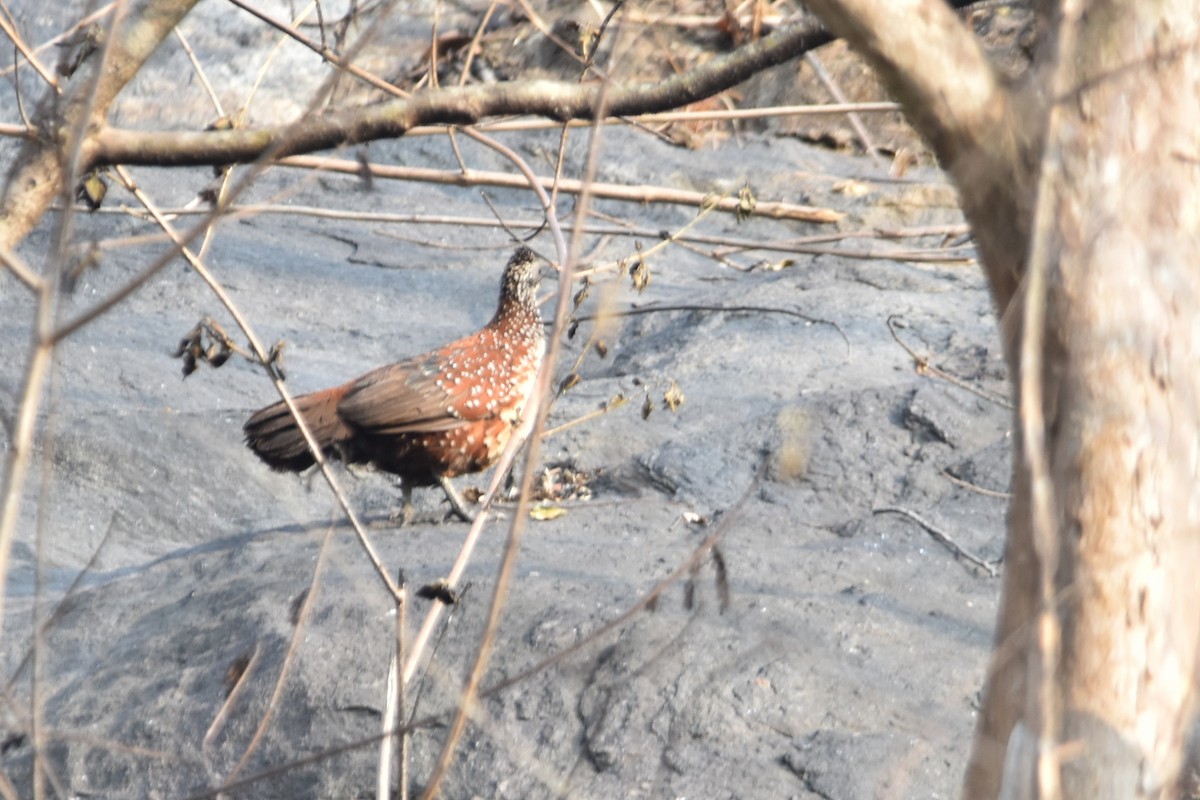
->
xmin=388 ymin=483 xmax=415 ymax=527
xmin=437 ymin=474 xmax=475 ymax=523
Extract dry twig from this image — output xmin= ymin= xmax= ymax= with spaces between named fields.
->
xmin=887 ymin=315 xmax=1011 ymax=408
xmin=873 ymin=506 xmax=1001 ymax=577
xmin=280 ymin=154 xmax=843 ymax=223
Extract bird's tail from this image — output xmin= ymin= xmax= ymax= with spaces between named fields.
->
xmin=243 ymin=386 xmax=348 ymax=472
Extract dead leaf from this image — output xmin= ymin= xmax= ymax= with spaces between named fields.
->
xmin=573 ymin=278 xmax=591 ymax=310
xmin=530 ymin=504 xmax=567 ymax=521
xmin=76 ymin=170 xmax=107 ymax=211
xmin=736 ymin=183 xmax=757 ymax=222
xmin=630 ymin=258 xmax=650 ymax=293
xmin=756 ymin=258 xmax=795 ymax=272
xmin=558 ymin=372 xmax=581 ymax=396
xmin=416 ymin=580 xmax=458 ymax=605
xmin=663 ymin=380 xmax=685 ymax=412
xmin=832 ymin=178 xmax=871 ymax=197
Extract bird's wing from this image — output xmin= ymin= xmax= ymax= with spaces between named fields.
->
xmin=335 ymin=349 xmax=494 ymax=435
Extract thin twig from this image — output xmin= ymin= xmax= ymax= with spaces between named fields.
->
xmin=943 ymin=469 xmax=1012 ymax=499
xmin=886 ymin=315 xmax=1012 ymax=408
xmin=202 ymin=643 xmax=262 ymax=752
xmin=427 ymin=0 xmax=441 ymax=90
xmin=540 ymin=395 xmax=626 ymax=440
xmin=47 ymin=0 xmax=394 ymax=344
xmin=459 ymin=130 xmax=569 ymax=262
xmin=455 ymin=1 xmax=498 ymax=88
xmin=0 ymin=3 xmax=59 ymax=92
xmin=873 ymin=506 xmax=1001 ymax=577
xmin=0 ymin=0 xmax=138 ymax=655
xmin=238 ymin=0 xmax=319 ymax=125
xmin=281 ymin=153 xmax=843 ymax=223
xmin=804 ymin=51 xmax=885 ymax=168
xmin=559 ymin=197 xmax=730 ymax=377
xmin=1021 ymin=1 xmax=1080 ymax=794
xmin=378 ymin=646 xmax=397 ymax=800
xmin=3 ymin=515 xmax=118 ymax=694
xmin=575 ymin=302 xmax=850 ymax=352
xmin=205 ymin=0 xmax=330 ymax=260
xmin=172 ymin=17 xmax=232 ymax=261
xmin=399 ymin=134 xmax=571 ymax=689
xmin=0 ymin=243 xmax=44 ymax=291
xmin=30 ymin=350 xmax=64 ymax=800
xmin=172 ymin=26 xmax=225 ymax=118
xmin=0 ymin=296 xmax=52 ymax=783
xmin=378 ymin=574 xmax=408 ymax=800
xmin=110 ymin=165 xmax=401 ymax=602
xmin=397 ymin=580 xmax=410 ymax=800
xmin=91 ymin=202 xmax=964 ymax=262
xmin=412 ymin=198 xmax=570 ymax=800
xmin=224 ymin=0 xmax=410 ymax=99
xmin=0 ymin=770 xmax=17 ymax=800
xmin=418 ymin=66 xmax=605 ymax=800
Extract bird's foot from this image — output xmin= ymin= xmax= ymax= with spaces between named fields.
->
xmin=388 ymin=503 xmax=415 ymax=527
xmin=387 ymin=484 xmax=415 ymax=527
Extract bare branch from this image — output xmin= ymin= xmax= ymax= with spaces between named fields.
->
xmin=280 ymin=153 xmax=843 ymax=223
xmin=0 ymin=5 xmax=59 ymax=92
xmin=88 ymin=18 xmax=835 ymax=169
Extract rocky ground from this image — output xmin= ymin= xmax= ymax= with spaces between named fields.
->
xmin=0 ymin=2 xmax=1018 ymax=798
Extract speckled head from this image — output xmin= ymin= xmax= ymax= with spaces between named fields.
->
xmin=498 ymin=246 xmax=542 ymax=311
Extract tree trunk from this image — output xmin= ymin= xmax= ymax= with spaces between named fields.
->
xmin=804 ymin=1 xmax=1200 ymax=797
xmin=988 ymin=3 xmax=1200 ymax=797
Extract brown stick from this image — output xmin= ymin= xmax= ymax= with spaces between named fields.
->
xmin=280 ymin=154 xmax=843 ymax=223
xmin=86 ymin=18 xmax=836 ymax=170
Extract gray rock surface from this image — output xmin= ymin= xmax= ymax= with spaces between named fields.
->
xmin=0 ymin=4 xmax=1011 ymax=798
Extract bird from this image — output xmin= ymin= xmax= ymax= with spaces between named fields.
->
xmin=243 ymin=246 xmax=546 ymax=523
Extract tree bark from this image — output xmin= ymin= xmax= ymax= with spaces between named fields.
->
xmin=1024 ymin=3 xmax=1200 ymax=796
xmin=805 ymin=1 xmax=1200 ymax=798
